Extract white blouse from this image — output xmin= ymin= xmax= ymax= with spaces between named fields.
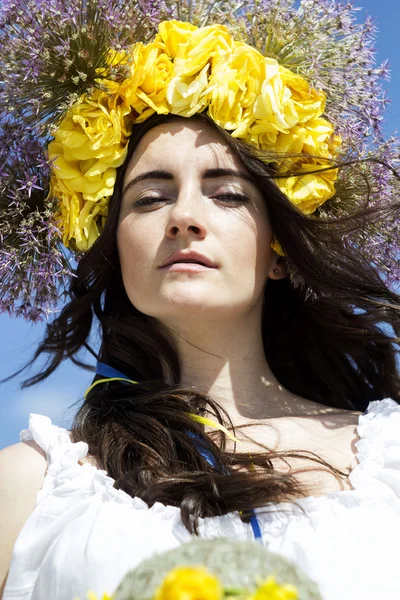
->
xmin=3 ymin=398 xmax=400 ymax=600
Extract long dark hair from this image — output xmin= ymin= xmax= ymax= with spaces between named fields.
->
xmin=25 ymin=113 xmax=400 ymax=533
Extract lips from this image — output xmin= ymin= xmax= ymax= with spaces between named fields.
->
xmin=159 ymin=250 xmax=218 ymax=269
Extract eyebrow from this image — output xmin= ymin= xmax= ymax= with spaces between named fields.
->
xmin=122 ymin=168 xmax=255 ymax=196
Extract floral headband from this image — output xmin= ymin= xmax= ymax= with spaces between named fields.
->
xmin=49 ymin=20 xmax=341 ymax=253
xmin=1 ymin=0 xmax=398 ymax=321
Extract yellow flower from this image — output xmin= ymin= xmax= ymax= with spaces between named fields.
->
xmin=249 ymin=575 xmax=299 ymax=600
xmin=208 ymin=41 xmax=263 ymax=134
xmin=272 ymin=157 xmax=339 ymax=255
xmin=251 ymin=60 xmax=326 ymax=140
xmin=96 ymin=37 xmax=173 ymax=120
xmin=158 ymin=20 xmax=198 ymax=58
xmin=51 ymin=177 xmax=109 ymax=251
xmin=167 ymin=63 xmax=211 ymax=117
xmin=284 ymin=117 xmax=339 ymax=159
xmin=280 ymin=67 xmax=326 ymax=123
xmin=276 ymin=162 xmax=338 ymax=214
xmin=159 ymin=21 xmax=232 ymax=74
xmin=251 ymin=58 xmax=298 ymax=134
xmin=271 ymin=235 xmax=285 ymax=257
xmin=161 ymin=21 xmax=233 ymax=117
xmin=247 ymin=59 xmax=341 ymax=220
xmin=127 ymin=36 xmax=174 ymax=120
xmin=154 ymin=566 xmax=224 ymax=600
xmin=48 ymin=90 xmax=131 ymax=249
xmin=251 ymin=117 xmax=340 ymax=171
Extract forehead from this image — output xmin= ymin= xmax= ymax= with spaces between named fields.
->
xmin=124 ymin=119 xmax=245 ymax=180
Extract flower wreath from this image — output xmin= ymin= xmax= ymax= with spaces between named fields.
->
xmin=1 ymin=0 xmax=398 ymax=320
xmin=48 ymin=19 xmax=341 ymax=252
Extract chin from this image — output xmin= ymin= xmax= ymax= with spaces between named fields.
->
xmin=141 ymin=299 xmax=229 ymax=321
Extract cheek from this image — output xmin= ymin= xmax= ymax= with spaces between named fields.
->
xmin=117 ymin=218 xmax=156 ymax=290
xmin=227 ymin=211 xmax=272 ymax=281
xmin=240 ymin=235 xmax=271 ymax=289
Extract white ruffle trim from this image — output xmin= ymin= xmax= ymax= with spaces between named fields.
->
xmin=349 ymin=398 xmax=400 ymax=496
xmin=20 ymin=398 xmax=400 ymax=513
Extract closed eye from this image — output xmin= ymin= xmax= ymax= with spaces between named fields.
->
xmin=213 ymin=193 xmax=249 ymax=204
xmin=132 ymin=193 xmax=249 ymax=208
xmin=133 ymin=197 xmax=168 ymax=207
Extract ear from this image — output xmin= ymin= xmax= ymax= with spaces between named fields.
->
xmin=268 ymin=252 xmax=287 ymax=280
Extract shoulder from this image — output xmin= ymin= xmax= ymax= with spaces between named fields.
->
xmin=0 ymin=439 xmax=47 ymax=480
xmin=0 ymin=439 xmax=48 ymax=511
xmin=0 ymin=439 xmax=48 ymax=515
xmin=0 ymin=439 xmax=47 ymax=514
xmin=0 ymin=441 xmax=47 ymax=596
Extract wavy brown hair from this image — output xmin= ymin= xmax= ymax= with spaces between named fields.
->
xmin=25 ymin=113 xmax=400 ymax=533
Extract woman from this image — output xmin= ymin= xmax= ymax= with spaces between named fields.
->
xmin=1 ymin=3 xmax=400 ymax=599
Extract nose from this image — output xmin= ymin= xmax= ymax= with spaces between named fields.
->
xmin=164 ymin=186 xmax=207 ymax=240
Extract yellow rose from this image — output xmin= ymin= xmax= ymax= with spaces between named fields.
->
xmin=208 ymin=41 xmax=263 ymax=134
xmin=51 ymin=178 xmax=109 ymax=251
xmin=276 ymin=119 xmax=332 ymax=158
xmin=246 ymin=89 xmax=341 ymax=177
xmin=97 ymin=37 xmax=173 ymax=120
xmin=249 ymin=575 xmax=299 ymax=600
xmin=52 ymin=94 xmax=129 ymax=159
xmin=154 ymin=566 xmax=223 ymax=600
xmin=158 ymin=20 xmax=198 ymax=58
xmin=251 ymin=60 xmax=326 ymax=140
xmin=252 ymin=58 xmax=298 ymax=134
xmin=127 ymin=36 xmax=174 ymax=121
xmin=277 ymin=163 xmax=338 ymax=214
xmin=245 ymin=124 xmax=280 ymax=156
xmin=161 ymin=22 xmax=234 ymax=117
xmin=98 ymin=48 xmax=138 ymax=105
xmin=271 ymin=235 xmax=285 ymax=257
xmin=159 ymin=21 xmax=232 ymax=74
xmin=48 ymin=90 xmax=130 ymax=249
xmin=252 ymin=117 xmax=341 ymax=171
xmin=167 ymin=63 xmax=211 ymax=117
xmin=280 ymin=66 xmax=326 ymax=123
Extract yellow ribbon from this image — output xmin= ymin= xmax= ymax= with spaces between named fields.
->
xmin=189 ymin=414 xmax=243 ymax=446
xmin=84 ymin=377 xmax=255 ymax=521
xmin=84 ymin=377 xmax=138 ymax=398
xmin=190 ymin=416 xmax=255 ymax=491
xmin=84 ymin=377 xmax=243 ymax=446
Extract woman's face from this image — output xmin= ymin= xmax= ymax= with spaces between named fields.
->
xmin=117 ymin=119 xmax=279 ymax=323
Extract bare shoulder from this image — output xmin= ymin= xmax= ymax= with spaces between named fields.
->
xmin=0 ymin=438 xmax=47 ymax=484
xmin=0 ymin=441 xmax=47 ymax=597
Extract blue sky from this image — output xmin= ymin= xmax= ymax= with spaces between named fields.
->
xmin=1 ymin=0 xmax=400 ymax=449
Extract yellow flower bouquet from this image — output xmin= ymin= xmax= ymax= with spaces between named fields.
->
xmin=82 ymin=538 xmax=322 ymax=600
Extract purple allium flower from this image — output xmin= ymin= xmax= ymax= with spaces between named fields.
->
xmin=233 ymin=0 xmax=400 ymax=287
xmin=1 ymin=0 xmax=400 ymax=320
xmin=0 ymin=0 xmax=173 ymax=320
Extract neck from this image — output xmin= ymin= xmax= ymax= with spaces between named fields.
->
xmin=157 ymin=308 xmax=325 ymax=423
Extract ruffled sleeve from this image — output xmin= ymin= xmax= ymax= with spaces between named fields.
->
xmin=350 ymin=397 xmax=400 ymax=498
xmin=20 ymin=414 xmax=88 ymax=467
xmin=7 ymin=414 xmax=186 ymax=599
xmin=20 ymin=414 xmax=90 ymax=505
